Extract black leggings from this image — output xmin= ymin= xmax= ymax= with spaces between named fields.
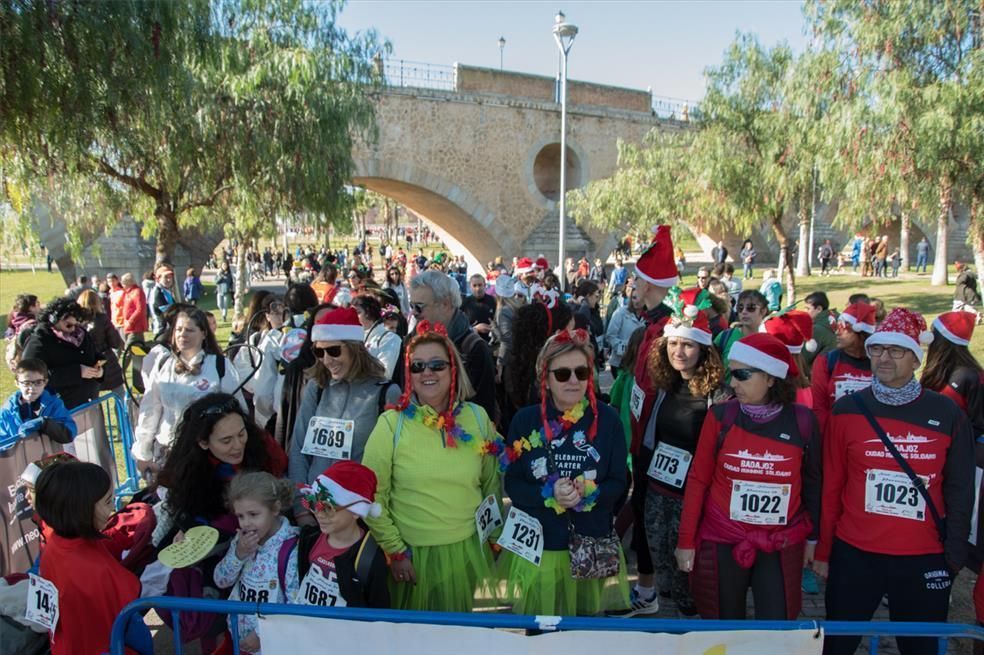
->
xmin=629 ymin=455 xmax=653 ymax=575
xmin=716 ymin=544 xmax=787 ymax=619
xmin=824 ymin=538 xmax=951 ymax=655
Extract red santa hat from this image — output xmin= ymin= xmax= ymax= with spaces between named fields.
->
xmin=305 ymin=460 xmax=381 ymax=519
xmin=535 ymin=257 xmax=550 ymax=271
xmin=664 ymin=310 xmax=713 ymax=346
xmin=763 ymin=310 xmax=817 ymax=354
xmin=634 ymin=225 xmax=678 ymax=288
xmin=515 ymin=257 xmax=535 ymax=275
xmin=311 ymin=306 xmax=363 ymax=342
xmin=729 ymin=333 xmax=797 ymax=379
xmin=866 ymin=307 xmax=933 ymax=362
xmin=837 ymin=302 xmax=877 ymax=334
xmin=932 ymin=311 xmax=976 ymax=346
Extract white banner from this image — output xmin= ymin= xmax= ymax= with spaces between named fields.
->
xmin=258 ymin=615 xmax=823 ymax=655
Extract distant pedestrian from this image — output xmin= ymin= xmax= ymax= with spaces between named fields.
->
xmin=182 ymin=267 xmax=204 ymax=306
xmin=739 ymin=240 xmax=756 ymax=279
xmin=915 ymin=237 xmax=930 ymax=273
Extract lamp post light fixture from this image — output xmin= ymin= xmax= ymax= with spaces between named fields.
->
xmin=498 ymin=36 xmax=506 ymax=70
xmin=553 ymin=11 xmax=578 ymax=277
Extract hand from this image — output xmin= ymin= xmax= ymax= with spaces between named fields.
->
xmin=17 ymin=418 xmax=44 ymax=437
xmin=553 ymin=478 xmax=581 ymax=509
xmin=240 ymin=632 xmax=261 ymax=654
xmin=474 ymin=322 xmax=491 ymax=335
xmin=391 ymin=558 xmax=417 ymax=585
xmin=80 ymin=365 xmax=103 ymax=379
xmin=235 ymin=529 xmax=261 ymax=559
xmin=136 ymin=459 xmax=158 ymax=477
xmin=812 ymin=560 xmax=829 ymax=579
xmin=675 ymin=548 xmax=695 ymax=573
xmin=573 ymin=477 xmax=586 ymax=497
xmin=173 ymin=530 xmax=186 ymax=544
xmin=803 ymin=542 xmax=816 ymax=568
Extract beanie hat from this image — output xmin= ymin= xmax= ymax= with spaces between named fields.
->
xmin=662 ymin=286 xmax=713 ymax=346
xmin=311 ymin=306 xmax=363 ymax=342
xmin=866 ymin=307 xmax=932 ymax=362
xmin=634 ymin=225 xmax=678 ymax=287
xmin=763 ymin=310 xmax=817 ymax=354
xmin=298 ymin=460 xmax=381 ymax=518
xmin=495 ymin=274 xmax=518 ymax=299
xmin=838 ymin=302 xmax=877 ymax=334
xmin=729 ymin=333 xmax=796 ymax=379
xmin=932 ymin=311 xmax=976 ymax=346
xmin=515 ymin=257 xmax=535 ymax=275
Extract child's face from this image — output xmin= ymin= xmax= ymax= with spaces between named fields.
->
xmin=233 ymin=498 xmax=280 ymax=543
xmin=313 ymin=505 xmax=359 ymax=535
xmin=93 ymin=486 xmax=115 ymax=532
xmin=15 ymin=372 xmax=47 ymax=403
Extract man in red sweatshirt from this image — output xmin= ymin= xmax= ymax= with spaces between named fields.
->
xmin=815 ymin=308 xmax=974 ymax=655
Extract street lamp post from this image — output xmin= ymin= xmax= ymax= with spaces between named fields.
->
xmin=553 ymin=11 xmax=578 ymax=277
xmin=498 ymin=36 xmax=506 ymax=70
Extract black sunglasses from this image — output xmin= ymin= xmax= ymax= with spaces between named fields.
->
xmin=730 ymin=367 xmax=762 ymax=381
xmin=736 ymin=303 xmax=759 ymax=312
xmin=199 ymin=397 xmax=241 ymax=419
xmin=550 ymin=366 xmax=591 ymax=382
xmin=410 ymin=359 xmax=450 ymax=374
xmin=313 ymin=345 xmax=344 ymax=359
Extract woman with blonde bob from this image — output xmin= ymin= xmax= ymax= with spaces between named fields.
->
xmin=362 ymin=320 xmax=501 ymax=612
xmin=636 ymin=289 xmax=731 ymax=617
xmin=289 ymin=307 xmax=397 ymax=523
xmin=501 ymin=328 xmax=630 ymax=615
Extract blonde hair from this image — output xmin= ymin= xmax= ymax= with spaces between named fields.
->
xmin=227 ymin=471 xmax=293 ymax=513
xmin=77 ymin=289 xmax=104 ymax=316
xmin=306 ymin=341 xmax=386 ymax=387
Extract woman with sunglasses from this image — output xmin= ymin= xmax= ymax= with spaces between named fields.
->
xmin=637 ymin=294 xmax=731 ymax=617
xmin=362 ymin=320 xmax=501 ymax=611
xmin=132 ymin=308 xmax=242 ymax=475
xmin=289 ymin=308 xmax=398 ymax=525
xmin=22 ymin=297 xmax=104 ymax=411
xmin=151 ymin=392 xmax=287 ymax=649
xmin=675 ymin=333 xmax=820 ymax=620
xmin=713 ymin=290 xmax=769 ymax=376
xmin=501 ymin=329 xmax=630 ymax=616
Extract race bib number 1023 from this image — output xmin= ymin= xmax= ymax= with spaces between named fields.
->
xmin=865 ymin=469 xmax=926 ymax=521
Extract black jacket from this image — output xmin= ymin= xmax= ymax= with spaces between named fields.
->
xmin=297 ymin=524 xmax=390 ymax=608
xmin=22 ymin=324 xmax=102 ymax=409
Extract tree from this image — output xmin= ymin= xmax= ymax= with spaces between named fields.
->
xmin=808 ymin=0 xmax=983 ymax=285
xmin=2 ymin=0 xmax=384 ymax=265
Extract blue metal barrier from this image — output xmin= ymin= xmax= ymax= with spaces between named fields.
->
xmin=69 ymin=392 xmax=141 ymax=506
xmin=110 ymin=596 xmax=984 ymax=655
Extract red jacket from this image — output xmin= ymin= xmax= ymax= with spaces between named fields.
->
xmin=628 ymin=306 xmax=673 ymax=455
xmin=817 ymin=387 xmax=975 ymax=566
xmin=40 ymin=532 xmax=141 ymax=655
xmin=121 ymin=285 xmax=148 ymax=335
xmin=809 ymin=349 xmax=871 ymax=434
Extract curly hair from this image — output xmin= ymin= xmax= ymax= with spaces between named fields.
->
xmin=507 ymin=301 xmax=573 ymax=409
xmin=157 ymin=393 xmax=270 ymax=521
xmin=39 ymin=297 xmax=84 ymax=326
xmin=647 ymin=336 xmax=725 ymax=397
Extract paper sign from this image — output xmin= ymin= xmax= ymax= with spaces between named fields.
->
xmin=158 ymin=525 xmax=220 ymax=569
xmin=301 ymin=416 xmax=354 ymax=460
xmin=629 ymin=382 xmax=645 ymax=420
xmin=497 ymin=507 xmax=543 ymax=566
xmin=297 ymin=564 xmax=346 ymax=607
xmin=729 ymin=480 xmax=791 ymax=525
xmin=864 ymin=469 xmax=926 ymax=521
xmin=475 ymin=495 xmax=503 ymax=543
xmin=25 ymin=574 xmax=58 ymax=632
xmin=647 ymin=441 xmax=692 ymax=488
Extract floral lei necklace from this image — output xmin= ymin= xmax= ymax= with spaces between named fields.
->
xmin=402 ymin=402 xmax=500 ymax=456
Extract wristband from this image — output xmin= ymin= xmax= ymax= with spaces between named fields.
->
xmin=389 ymin=547 xmax=412 ymax=562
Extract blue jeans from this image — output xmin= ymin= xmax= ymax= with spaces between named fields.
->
xmin=916 ymin=253 xmax=928 ymax=272
xmin=743 ymin=263 xmax=753 ymax=279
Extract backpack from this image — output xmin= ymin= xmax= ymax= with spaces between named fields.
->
xmin=316 ymin=380 xmax=393 ymax=416
xmin=715 ymin=399 xmax=814 ymax=452
xmin=155 ymin=351 xmax=226 ymax=379
xmin=295 ymin=530 xmax=380 ymax=591
xmin=4 ymin=324 xmax=34 ymax=373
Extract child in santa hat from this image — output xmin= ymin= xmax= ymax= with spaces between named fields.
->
xmin=293 ymin=461 xmax=390 ymax=609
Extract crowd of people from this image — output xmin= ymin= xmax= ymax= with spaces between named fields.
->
xmin=1 ymin=225 xmax=982 ymax=655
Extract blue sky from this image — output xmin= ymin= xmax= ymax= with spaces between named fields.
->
xmin=337 ymin=0 xmax=809 ymax=101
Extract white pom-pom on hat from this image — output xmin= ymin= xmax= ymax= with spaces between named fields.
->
xmin=684 ymin=304 xmax=699 ymax=318
xmin=805 ymin=338 xmax=818 ymax=352
xmin=368 ymin=502 xmax=382 ymax=518
xmin=919 ymin=330 xmax=934 ymax=345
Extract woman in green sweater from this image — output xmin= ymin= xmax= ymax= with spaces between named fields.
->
xmin=362 ymin=320 xmax=502 ymax=611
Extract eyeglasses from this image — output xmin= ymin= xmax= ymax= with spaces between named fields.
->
xmin=409 ymin=359 xmax=450 ymax=374
xmin=410 ymin=302 xmax=430 ymax=315
xmin=16 ymin=378 xmax=47 ymax=388
xmin=313 ymin=345 xmax=344 ymax=359
xmin=730 ymin=367 xmax=763 ymax=381
xmin=868 ymin=345 xmax=909 ymax=359
xmin=736 ymin=303 xmax=760 ymax=312
xmin=550 ymin=366 xmax=591 ymax=382
xmin=199 ymin=397 xmax=241 ymax=419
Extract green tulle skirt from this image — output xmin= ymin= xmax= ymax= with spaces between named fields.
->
xmin=390 ymin=534 xmax=497 ymax=612
xmin=499 ymin=547 xmax=630 ymax=616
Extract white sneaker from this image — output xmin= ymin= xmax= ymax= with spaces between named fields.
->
xmin=607 ymin=588 xmax=659 ymax=617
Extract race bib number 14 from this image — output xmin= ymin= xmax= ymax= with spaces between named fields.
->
xmin=25 ymin=574 xmax=58 ymax=633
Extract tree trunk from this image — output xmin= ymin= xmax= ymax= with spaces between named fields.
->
xmin=930 ymin=178 xmax=952 ymax=286
xmin=155 ymin=202 xmax=179 ymax=265
xmin=899 ymin=211 xmax=911 ymax=272
xmin=972 ymin=194 xmax=984 ymax=276
xmin=233 ymin=243 xmax=248 ymax=320
xmin=771 ymin=215 xmax=796 ymax=306
xmin=796 ymin=197 xmax=811 ymax=277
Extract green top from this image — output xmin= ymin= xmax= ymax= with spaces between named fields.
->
xmin=608 ymin=368 xmax=635 ymax=468
xmin=714 ymin=326 xmax=744 ymax=382
xmin=362 ymin=402 xmax=502 ymax=554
